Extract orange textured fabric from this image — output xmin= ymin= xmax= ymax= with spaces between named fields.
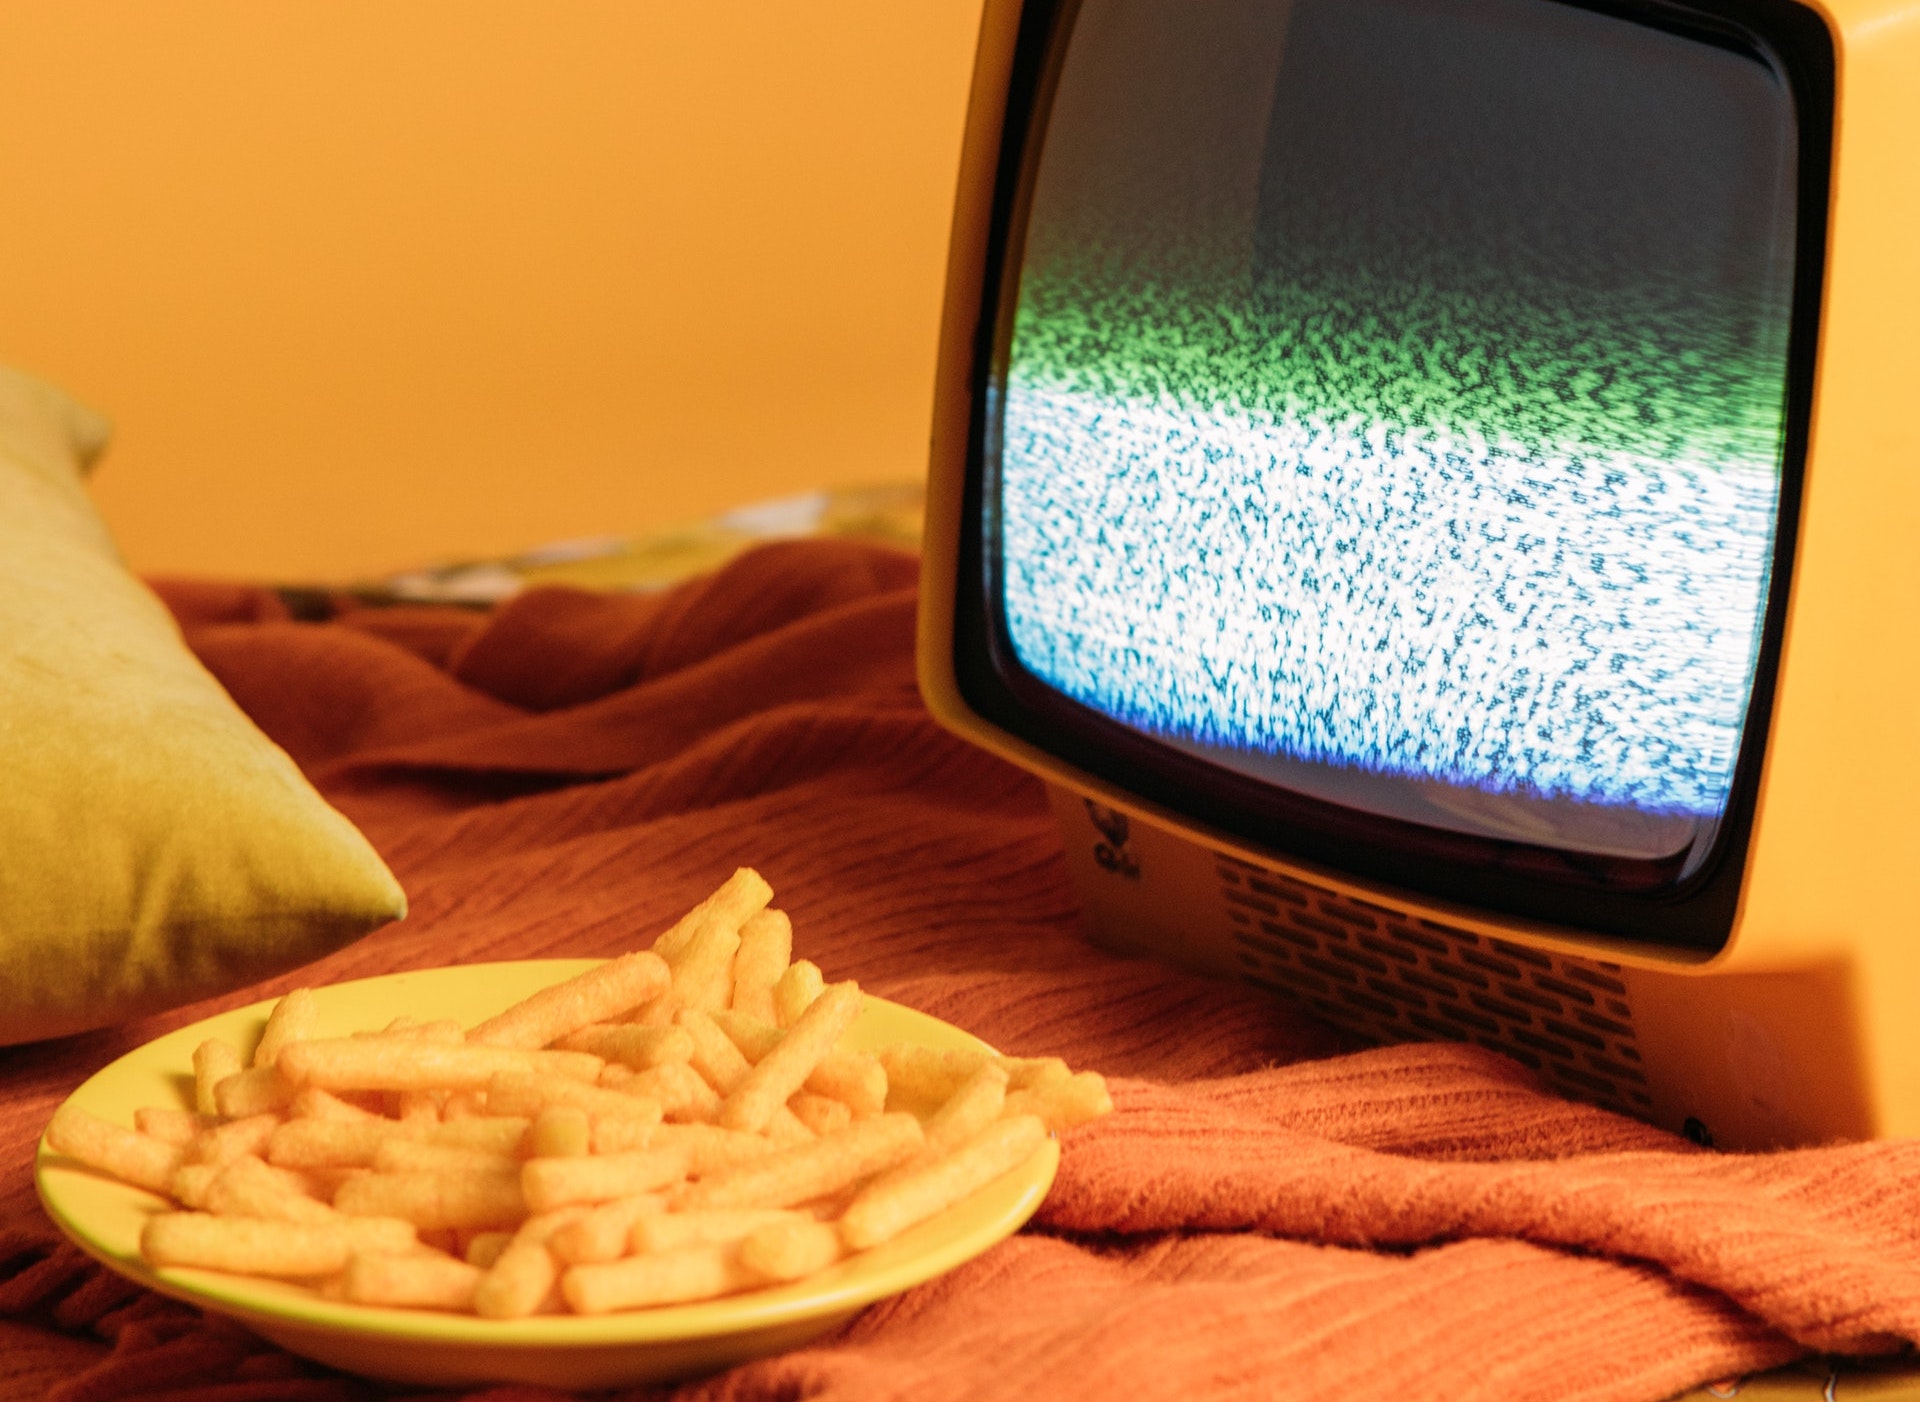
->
xmin=7 ymin=539 xmax=1919 ymax=1401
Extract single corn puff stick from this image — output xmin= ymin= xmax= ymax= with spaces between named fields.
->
xmin=798 ymin=1058 xmax=988 ymax=1224
xmin=374 ymin=1141 xmax=520 ymax=1177
xmin=563 ymin=1242 xmax=757 ymax=1314
xmin=669 ymin=916 xmax=742 ymax=1014
xmin=269 ymin=1118 xmax=423 ymax=1170
xmin=679 ymin=1113 xmax=923 ymax=1211
xmin=1002 ymin=1071 xmax=1113 ymax=1132
xmin=554 ymin=1023 xmax=694 ymax=1070
xmin=739 ymin=1218 xmax=842 ymax=1282
xmin=621 ymin=1123 xmax=779 ymax=1175
xmin=619 ymin=1062 xmax=720 ymax=1123
xmin=142 ymin=1212 xmax=416 ymax=1276
xmin=193 ymin=1040 xmax=244 ymax=1115
xmin=802 ymin=1053 xmax=886 ymax=1119
xmin=342 ymin=1250 xmax=481 ymax=1309
xmin=486 ymin=1071 xmax=662 ymax=1126
xmin=548 ymin=1194 xmax=666 ymax=1266
xmin=214 ymin=1066 xmax=294 ymax=1118
xmin=650 ymin=869 xmax=774 ymax=964
xmin=875 ymin=1045 xmax=1069 ymax=1103
xmin=925 ymin=1063 xmax=1010 ymax=1154
xmin=729 ymin=909 xmax=792 ymax=1023
xmin=335 ymin=1170 xmax=527 ymax=1230
xmin=253 ymin=988 xmax=320 ymax=1069
xmin=469 ymin=1206 xmax=588 ymax=1316
xmin=45 ymin=1105 xmax=185 ymax=1194
xmin=474 ymin=1237 xmax=562 ymax=1319
xmin=289 ymin=1088 xmax=383 ymax=1124
xmin=707 ymin=1008 xmax=781 ymax=1059
xmin=631 ymin=1207 xmax=804 ymax=1254
xmin=587 ymin=1116 xmax=654 ymax=1155
xmin=203 ymin=1155 xmax=338 ymax=1224
xmin=676 ymin=1008 xmax=753 ymax=1095
xmin=277 ymin=1039 xmax=604 ymax=1093
xmin=710 ymin=1010 xmax=885 ymax=1114
xmin=788 ymin=1093 xmax=851 ymax=1137
xmin=135 ymin=1107 xmax=210 ymax=1146
xmin=1015 ymin=1060 xmax=1075 ymax=1092
xmin=465 ymin=1231 xmax=514 ymax=1269
xmin=424 ymin=1117 xmax=532 ymax=1156
xmin=188 ymin=1113 xmax=283 ymax=1167
xmin=529 ymin=1107 xmax=591 ymax=1159
xmin=840 ymin=1115 xmax=1048 ymax=1251
xmin=873 ymin=1044 xmax=969 ymax=1104
xmin=721 ymin=982 xmax=862 ymax=1134
xmin=521 ymin=1144 xmax=692 ymax=1213
xmin=771 ymin=960 xmax=825 ymax=1028
xmin=469 ymin=951 xmax=671 ymax=1050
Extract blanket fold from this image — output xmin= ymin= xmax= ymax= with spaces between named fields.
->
xmin=1045 ymin=1069 xmax=1920 ymax=1354
xmin=4 ymin=539 xmax=1917 ymax=1402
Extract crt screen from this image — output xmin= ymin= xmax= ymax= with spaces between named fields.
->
xmin=997 ymin=0 xmax=1800 ymax=871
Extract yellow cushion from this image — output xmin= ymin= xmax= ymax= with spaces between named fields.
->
xmin=0 ymin=368 xmax=405 ymax=1044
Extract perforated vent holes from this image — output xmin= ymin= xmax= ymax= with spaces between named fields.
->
xmin=1217 ymin=856 xmax=1651 ymax=1115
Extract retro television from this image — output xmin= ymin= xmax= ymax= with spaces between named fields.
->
xmin=918 ymin=0 xmax=1920 ymax=1149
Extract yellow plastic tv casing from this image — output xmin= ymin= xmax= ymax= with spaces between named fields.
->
xmin=918 ymin=0 xmax=1920 ymax=1149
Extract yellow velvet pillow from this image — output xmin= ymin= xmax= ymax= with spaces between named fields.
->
xmin=0 ymin=368 xmax=405 ymax=1044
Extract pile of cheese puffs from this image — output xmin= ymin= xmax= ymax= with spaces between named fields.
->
xmin=45 ymin=869 xmax=1110 ymax=1317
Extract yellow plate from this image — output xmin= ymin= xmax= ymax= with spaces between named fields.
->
xmin=36 ymin=960 xmax=1059 ymax=1389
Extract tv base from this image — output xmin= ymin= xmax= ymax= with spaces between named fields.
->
xmin=1046 ymin=783 xmax=1872 ymax=1151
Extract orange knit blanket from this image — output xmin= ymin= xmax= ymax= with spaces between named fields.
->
xmin=3 ymin=540 xmax=1916 ymax=1402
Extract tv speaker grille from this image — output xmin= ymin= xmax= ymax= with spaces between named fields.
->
xmin=1216 ymin=856 xmax=1650 ymax=1116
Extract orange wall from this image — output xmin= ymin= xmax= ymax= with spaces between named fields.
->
xmin=0 ymin=2 xmax=983 ymax=580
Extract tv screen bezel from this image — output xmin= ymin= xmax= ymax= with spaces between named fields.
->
xmin=951 ymin=0 xmax=1837 ymax=954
